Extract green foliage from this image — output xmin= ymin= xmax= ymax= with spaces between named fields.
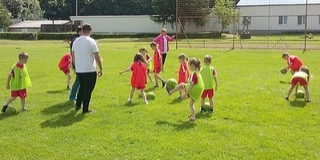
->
xmin=150 ymin=0 xmax=175 ymax=28
xmin=213 ymin=0 xmax=239 ymax=33
xmin=0 ymin=40 xmax=319 ymax=159
xmin=0 ymin=3 xmax=11 ymax=31
xmin=1 ymin=0 xmax=43 ymax=20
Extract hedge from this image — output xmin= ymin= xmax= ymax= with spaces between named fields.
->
xmin=0 ymin=32 xmax=221 ymax=40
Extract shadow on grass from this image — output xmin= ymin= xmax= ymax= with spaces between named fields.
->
xmin=196 ymin=112 xmax=212 ymax=119
xmin=169 ymin=97 xmax=183 ymax=104
xmin=145 ymin=87 xmax=155 ymax=92
xmin=123 ymin=102 xmax=139 ymax=107
xmin=156 ymin=120 xmax=196 ymax=131
xmin=0 ymin=112 xmax=20 ymax=121
xmin=279 ymin=80 xmax=290 ymax=84
xmin=40 ymin=110 xmax=84 ymax=128
xmin=47 ymin=89 xmax=69 ymax=94
xmin=289 ymin=99 xmax=306 ymax=108
xmin=41 ymin=101 xmax=75 ymax=115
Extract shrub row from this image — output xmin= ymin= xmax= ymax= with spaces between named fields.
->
xmin=0 ymin=32 xmax=221 ymax=40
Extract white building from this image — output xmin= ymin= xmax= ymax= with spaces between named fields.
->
xmin=235 ymin=0 xmax=320 ymax=34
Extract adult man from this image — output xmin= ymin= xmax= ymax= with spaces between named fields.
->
xmin=72 ymin=24 xmax=103 ymax=114
xmin=153 ymin=28 xmax=175 ymax=69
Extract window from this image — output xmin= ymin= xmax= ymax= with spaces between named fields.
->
xmin=279 ymin=16 xmax=287 ymax=25
xmin=297 ymin=16 xmax=305 ymax=25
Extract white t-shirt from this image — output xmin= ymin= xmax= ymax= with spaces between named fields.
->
xmin=163 ymin=36 xmax=168 ymax=54
xmin=72 ymin=36 xmax=99 ymax=73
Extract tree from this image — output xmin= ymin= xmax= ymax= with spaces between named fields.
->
xmin=1 ymin=0 xmax=42 ymax=20
xmin=213 ymin=0 xmax=239 ymax=33
xmin=150 ymin=0 xmax=175 ymax=28
xmin=0 ymin=3 xmax=11 ymax=31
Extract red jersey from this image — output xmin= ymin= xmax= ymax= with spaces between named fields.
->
xmin=178 ymin=62 xmax=190 ymax=84
xmin=287 ymin=56 xmax=303 ymax=71
xmin=153 ymin=49 xmax=162 ymax=69
xmin=130 ymin=61 xmax=147 ymax=89
xmin=189 ymin=72 xmax=198 ymax=84
xmin=58 ymin=53 xmax=71 ymax=69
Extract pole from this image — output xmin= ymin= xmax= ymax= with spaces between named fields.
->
xmin=304 ymin=0 xmax=308 ymax=51
xmin=232 ymin=0 xmax=236 ymax=50
xmin=76 ymin=0 xmax=78 ymax=16
xmin=33 ymin=0 xmax=36 ymax=20
xmin=175 ymin=0 xmax=178 ymax=49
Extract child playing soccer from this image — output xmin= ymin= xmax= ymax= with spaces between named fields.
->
xmin=2 ymin=52 xmax=32 ymax=113
xmin=58 ymin=53 xmax=72 ymax=89
xmin=139 ymin=47 xmax=153 ymax=83
xmin=200 ymin=55 xmax=218 ymax=113
xmin=119 ymin=53 xmax=149 ymax=104
xmin=150 ymin=42 xmax=166 ymax=88
xmin=177 ymin=53 xmax=190 ymax=99
xmin=166 ymin=58 xmax=204 ymax=121
xmin=285 ymin=66 xmax=310 ymax=102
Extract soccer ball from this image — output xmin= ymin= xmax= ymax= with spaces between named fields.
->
xmin=280 ymin=67 xmax=288 ymax=74
xmin=296 ymin=90 xmax=305 ymax=98
xmin=204 ymin=102 xmax=211 ymax=109
xmin=5 ymin=106 xmax=17 ymax=114
xmin=166 ymin=78 xmax=178 ymax=91
xmin=146 ymin=92 xmax=155 ymax=100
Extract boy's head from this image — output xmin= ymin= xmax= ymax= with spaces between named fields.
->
xmin=150 ymin=42 xmax=158 ymax=51
xmin=19 ymin=52 xmax=29 ymax=63
xmin=139 ymin=47 xmax=147 ymax=54
xmin=204 ymin=55 xmax=212 ymax=64
xmin=82 ymin=23 xmax=92 ymax=34
xmin=282 ymin=52 xmax=289 ymax=60
xmin=76 ymin=26 xmax=82 ymax=34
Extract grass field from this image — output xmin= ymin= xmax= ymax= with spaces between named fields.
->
xmin=0 ymin=39 xmax=319 ymax=159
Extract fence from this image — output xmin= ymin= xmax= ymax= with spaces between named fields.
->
xmin=175 ymin=0 xmax=320 ymax=50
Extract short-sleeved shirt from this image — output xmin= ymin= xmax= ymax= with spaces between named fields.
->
xmin=287 ymin=56 xmax=303 ymax=72
xmin=178 ymin=62 xmax=190 ymax=84
xmin=189 ymin=72 xmax=198 ymax=85
xmin=130 ymin=61 xmax=147 ymax=89
xmin=72 ymin=36 xmax=99 ymax=73
xmin=153 ymin=49 xmax=162 ymax=69
xmin=58 ymin=54 xmax=71 ymax=69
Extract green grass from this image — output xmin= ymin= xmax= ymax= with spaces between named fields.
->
xmin=0 ymin=39 xmax=320 ymax=159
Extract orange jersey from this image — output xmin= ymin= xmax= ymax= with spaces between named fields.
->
xmin=178 ymin=62 xmax=190 ymax=84
xmin=130 ymin=61 xmax=147 ymax=89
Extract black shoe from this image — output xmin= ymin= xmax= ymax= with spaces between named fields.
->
xmin=209 ymin=108 xmax=214 ymax=113
xmin=285 ymin=97 xmax=289 ymax=101
xmin=82 ymin=110 xmax=94 ymax=114
xmin=75 ymin=106 xmax=81 ymax=110
xmin=200 ymin=108 xmax=205 ymax=114
xmin=1 ymin=105 xmax=8 ymax=113
xmin=162 ymin=81 xmax=166 ymax=88
xmin=154 ymin=84 xmax=159 ymax=88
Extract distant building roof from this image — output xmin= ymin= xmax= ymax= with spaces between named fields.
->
xmin=9 ymin=20 xmax=70 ymax=29
xmin=237 ymin=0 xmax=320 ymax=6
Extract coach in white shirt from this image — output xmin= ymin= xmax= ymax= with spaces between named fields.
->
xmin=72 ymin=23 xmax=103 ymax=114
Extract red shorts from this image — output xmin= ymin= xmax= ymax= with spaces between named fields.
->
xmin=11 ymin=89 xmax=27 ymax=99
xmin=60 ymin=67 xmax=70 ymax=75
xmin=153 ymin=67 xmax=161 ymax=74
xmin=291 ymin=77 xmax=307 ymax=86
xmin=201 ymin=89 xmax=214 ymax=98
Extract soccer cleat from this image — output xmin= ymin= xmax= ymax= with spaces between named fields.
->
xmin=162 ymin=81 xmax=166 ymax=88
xmin=200 ymin=108 xmax=205 ymax=114
xmin=75 ymin=106 xmax=81 ymax=110
xmin=209 ymin=108 xmax=214 ymax=113
xmin=165 ymin=87 xmax=171 ymax=95
xmin=285 ymin=97 xmax=289 ymax=101
xmin=1 ymin=105 xmax=8 ymax=113
xmin=154 ymin=84 xmax=159 ymax=88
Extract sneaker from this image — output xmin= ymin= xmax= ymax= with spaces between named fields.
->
xmin=144 ymin=100 xmax=149 ymax=104
xmin=165 ymin=87 xmax=171 ymax=95
xmin=154 ymin=84 xmax=159 ymax=88
xmin=1 ymin=105 xmax=8 ymax=113
xmin=285 ymin=97 xmax=289 ymax=101
xmin=21 ymin=108 xmax=28 ymax=112
xmin=188 ymin=115 xmax=196 ymax=121
xmin=162 ymin=81 xmax=166 ymax=88
xmin=209 ymin=108 xmax=214 ymax=113
xmin=67 ymin=86 xmax=70 ymax=90
xmin=128 ymin=98 xmax=132 ymax=103
xmin=200 ymin=108 xmax=205 ymax=114
xmin=306 ymin=99 xmax=311 ymax=102
xmin=82 ymin=110 xmax=95 ymax=114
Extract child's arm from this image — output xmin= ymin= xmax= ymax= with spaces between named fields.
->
xmin=119 ymin=68 xmax=130 ymax=75
xmin=214 ymin=76 xmax=218 ymax=91
xmin=166 ymin=35 xmax=175 ymax=41
xmin=183 ymin=83 xmax=194 ymax=99
xmin=6 ymin=73 xmax=11 ymax=90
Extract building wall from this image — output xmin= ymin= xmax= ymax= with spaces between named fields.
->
xmin=234 ymin=4 xmax=320 ymax=33
xmin=70 ymin=15 xmax=222 ymax=34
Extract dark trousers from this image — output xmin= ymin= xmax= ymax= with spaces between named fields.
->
xmin=162 ymin=53 xmax=167 ymax=66
xmin=76 ymin=72 xmax=97 ymax=112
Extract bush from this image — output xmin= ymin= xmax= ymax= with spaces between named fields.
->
xmin=0 ymin=32 xmax=221 ymax=40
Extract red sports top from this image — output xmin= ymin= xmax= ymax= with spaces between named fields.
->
xmin=58 ymin=53 xmax=71 ymax=69
xmin=178 ymin=62 xmax=190 ymax=84
xmin=130 ymin=61 xmax=147 ymax=87
xmin=287 ymin=56 xmax=303 ymax=71
xmin=189 ymin=72 xmax=198 ymax=84
xmin=153 ymin=49 xmax=162 ymax=69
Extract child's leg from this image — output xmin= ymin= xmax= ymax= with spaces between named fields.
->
xmin=2 ymin=97 xmax=16 ymax=112
xmin=66 ymin=73 xmax=71 ymax=89
xmin=285 ymin=85 xmax=295 ymax=100
xmin=21 ymin=98 xmax=27 ymax=111
xmin=209 ymin=97 xmax=214 ymax=112
xmin=200 ymin=97 xmax=205 ymax=113
xmin=140 ymin=89 xmax=148 ymax=104
xmin=189 ymin=99 xmax=196 ymax=121
xmin=147 ymin=73 xmax=153 ymax=82
xmin=154 ymin=73 xmax=166 ymax=87
xmin=303 ymin=85 xmax=310 ymax=101
xmin=154 ymin=73 xmax=159 ymax=87
xmin=169 ymin=83 xmax=185 ymax=95
xmin=179 ymin=90 xmax=183 ymax=98
xmin=128 ymin=87 xmax=136 ymax=102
